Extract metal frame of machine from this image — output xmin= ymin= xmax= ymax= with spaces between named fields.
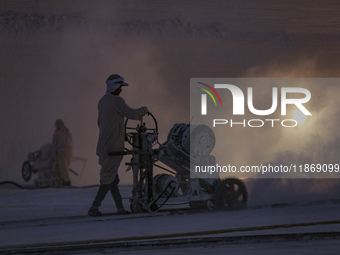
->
xmin=109 ymin=113 xmax=248 ymax=213
xmin=22 ymin=144 xmax=58 ymax=186
xmin=22 ymin=144 xmax=85 ymax=186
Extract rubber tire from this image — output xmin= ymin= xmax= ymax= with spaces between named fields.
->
xmin=214 ymin=178 xmax=248 ymax=210
xmin=206 ymin=199 xmax=215 ymax=210
xmin=130 ymin=203 xmax=143 ymax=213
xmin=22 ymin=161 xmax=32 ymax=182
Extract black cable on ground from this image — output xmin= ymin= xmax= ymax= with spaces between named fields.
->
xmin=0 ymin=181 xmax=26 ymax=189
xmin=0 ymin=181 xmax=100 ymax=189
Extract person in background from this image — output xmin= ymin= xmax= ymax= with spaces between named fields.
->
xmin=51 ymin=119 xmax=73 ymax=186
xmin=87 ymin=74 xmax=148 ymax=216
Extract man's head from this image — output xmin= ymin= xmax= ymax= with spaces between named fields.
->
xmin=55 ymin=119 xmax=64 ymax=127
xmin=106 ymin=74 xmax=129 ymax=95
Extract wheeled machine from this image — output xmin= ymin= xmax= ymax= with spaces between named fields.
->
xmin=21 ymin=144 xmax=85 ymax=186
xmin=109 ymin=113 xmax=248 ymax=213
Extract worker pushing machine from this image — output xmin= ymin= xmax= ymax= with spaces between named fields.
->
xmin=52 ymin=119 xmax=73 ymax=186
xmin=21 ymin=120 xmax=86 ymax=186
xmin=88 ymin=74 xmax=149 ymax=216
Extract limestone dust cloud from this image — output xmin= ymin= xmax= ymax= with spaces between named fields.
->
xmin=241 ymin=59 xmax=340 ymax=205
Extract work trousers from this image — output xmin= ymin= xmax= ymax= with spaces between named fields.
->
xmin=53 ymin=149 xmax=72 ymax=183
xmin=92 ymin=175 xmax=124 ymax=211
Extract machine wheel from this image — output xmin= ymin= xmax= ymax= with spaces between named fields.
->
xmin=206 ymin=199 xmax=215 ymax=210
xmin=149 ymin=203 xmax=159 ymax=213
xmin=214 ymin=178 xmax=248 ymax=210
xmin=130 ymin=203 xmax=144 ymax=213
xmin=22 ymin=161 xmax=32 ymax=182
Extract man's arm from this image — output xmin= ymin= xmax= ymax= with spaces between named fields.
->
xmin=115 ymin=96 xmax=147 ymax=120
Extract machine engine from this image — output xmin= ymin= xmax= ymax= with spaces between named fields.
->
xmin=158 ymin=123 xmax=218 ymax=178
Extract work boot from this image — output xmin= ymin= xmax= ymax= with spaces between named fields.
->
xmin=87 ymin=206 xmax=102 ymax=217
xmin=117 ymin=208 xmax=129 ymax=215
xmin=63 ymin=180 xmax=71 ymax=186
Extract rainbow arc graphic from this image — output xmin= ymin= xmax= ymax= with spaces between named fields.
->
xmin=196 ymin=82 xmax=222 ymax=106
xmin=197 ymin=82 xmax=222 ymax=115
xmin=196 ymin=82 xmax=222 ymax=115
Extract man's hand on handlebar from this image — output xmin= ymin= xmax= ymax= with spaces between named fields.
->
xmin=140 ymin=106 xmax=149 ymax=116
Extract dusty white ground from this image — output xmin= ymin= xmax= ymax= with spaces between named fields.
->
xmin=0 ymin=184 xmax=339 ymax=254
